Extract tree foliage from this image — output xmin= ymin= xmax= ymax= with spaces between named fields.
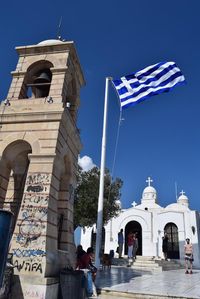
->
xmin=74 ymin=166 xmax=123 ymax=229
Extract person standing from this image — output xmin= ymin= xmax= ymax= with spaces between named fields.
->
xmin=132 ymin=233 xmax=138 ymax=261
xmin=118 ymin=229 xmax=124 ymax=258
xmin=162 ymin=232 xmax=168 ymax=260
xmin=184 ymin=238 xmax=193 ymax=274
xmin=127 ymin=232 xmax=134 ymax=259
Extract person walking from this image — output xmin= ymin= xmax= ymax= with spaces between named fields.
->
xmin=162 ymin=232 xmax=168 ymax=260
xmin=184 ymin=238 xmax=193 ymax=274
xmin=118 ymin=229 xmax=124 ymax=258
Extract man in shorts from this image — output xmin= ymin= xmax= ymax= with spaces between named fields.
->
xmin=184 ymin=238 xmax=193 ymax=274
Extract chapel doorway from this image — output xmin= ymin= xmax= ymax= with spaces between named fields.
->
xmin=164 ymin=222 xmax=180 ymax=259
xmin=125 ymin=221 xmax=142 ymax=255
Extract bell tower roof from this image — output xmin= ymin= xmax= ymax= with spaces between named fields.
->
xmin=38 ymin=39 xmax=64 ymax=46
xmin=3 ymin=39 xmax=85 ymax=115
xmin=14 ymin=40 xmax=85 ymax=87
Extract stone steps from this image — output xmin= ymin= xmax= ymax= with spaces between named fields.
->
xmin=135 ymin=256 xmax=154 ymax=260
xmin=112 ymin=256 xmax=184 ymax=272
xmin=133 ymin=260 xmax=159 ymax=265
xmin=131 ymin=257 xmax=162 ymax=272
xmin=155 ymin=259 xmax=184 ymax=271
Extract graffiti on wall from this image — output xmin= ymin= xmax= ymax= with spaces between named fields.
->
xmin=26 ymin=173 xmax=50 ymax=190
xmin=23 ymin=284 xmax=54 ymax=299
xmin=13 ymin=259 xmax=43 ymax=273
xmin=12 ymin=237 xmax=46 ymax=273
xmin=13 ymin=248 xmax=46 ymax=258
xmin=23 ymin=283 xmax=58 ymax=299
xmin=15 ymin=173 xmax=50 ymax=247
xmin=24 ymin=288 xmax=45 ymax=299
xmin=13 ymin=173 xmax=51 ymax=274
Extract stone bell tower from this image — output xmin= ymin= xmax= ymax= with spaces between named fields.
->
xmin=0 ymin=39 xmax=85 ymax=298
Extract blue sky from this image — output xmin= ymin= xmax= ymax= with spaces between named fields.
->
xmin=1 ymin=1 xmax=200 ymax=211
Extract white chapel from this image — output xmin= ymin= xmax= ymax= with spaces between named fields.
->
xmin=81 ymin=177 xmax=200 ymax=268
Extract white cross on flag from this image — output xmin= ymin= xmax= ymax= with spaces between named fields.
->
xmin=112 ymin=61 xmax=185 ymax=109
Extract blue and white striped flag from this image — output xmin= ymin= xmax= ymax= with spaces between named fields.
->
xmin=112 ymin=61 xmax=185 ymax=109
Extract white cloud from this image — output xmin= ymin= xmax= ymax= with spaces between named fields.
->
xmin=78 ymin=155 xmax=96 ymax=172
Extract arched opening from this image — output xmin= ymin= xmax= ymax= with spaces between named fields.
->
xmin=125 ymin=221 xmax=142 ymax=256
xmin=20 ymin=60 xmax=53 ymax=99
xmin=0 ymin=140 xmax=32 ymax=232
xmin=164 ymin=222 xmax=180 ymax=259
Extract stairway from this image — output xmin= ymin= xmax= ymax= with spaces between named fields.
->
xmin=131 ymin=256 xmax=162 ymax=272
xmin=112 ymin=256 xmax=184 ymax=272
xmin=155 ymin=258 xmax=184 ymax=271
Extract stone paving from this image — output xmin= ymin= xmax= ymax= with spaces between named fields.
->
xmin=95 ymin=266 xmax=200 ymax=298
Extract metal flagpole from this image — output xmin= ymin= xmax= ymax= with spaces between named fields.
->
xmin=95 ymin=76 xmax=112 ymax=267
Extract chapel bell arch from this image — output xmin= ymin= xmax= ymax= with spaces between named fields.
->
xmin=21 ymin=60 xmax=53 ymax=99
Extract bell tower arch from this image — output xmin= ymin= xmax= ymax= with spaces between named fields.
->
xmin=0 ymin=39 xmax=85 ymax=299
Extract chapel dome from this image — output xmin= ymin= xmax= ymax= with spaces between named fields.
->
xmin=142 ymin=186 xmax=157 ymax=200
xmin=141 ymin=177 xmax=158 ymax=204
xmin=177 ymin=191 xmax=189 ymax=207
xmin=143 ymin=186 xmax=157 ymax=194
xmin=165 ymin=202 xmax=189 ymax=211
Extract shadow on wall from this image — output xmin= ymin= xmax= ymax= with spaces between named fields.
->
xmin=9 ymin=275 xmax=24 ymax=299
xmin=0 ymin=266 xmax=14 ymax=299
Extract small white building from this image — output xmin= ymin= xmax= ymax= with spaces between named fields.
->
xmin=81 ymin=177 xmax=200 ymax=268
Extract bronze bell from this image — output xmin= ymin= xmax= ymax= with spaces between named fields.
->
xmin=34 ymin=70 xmax=51 ymax=84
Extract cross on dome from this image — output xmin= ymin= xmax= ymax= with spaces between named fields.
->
xmin=146 ymin=176 xmax=153 ymax=187
xmin=180 ymin=190 xmax=185 ymax=196
xmin=131 ymin=201 xmax=137 ymax=207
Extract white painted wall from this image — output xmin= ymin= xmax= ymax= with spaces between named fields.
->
xmin=80 ymin=202 xmax=200 ymax=267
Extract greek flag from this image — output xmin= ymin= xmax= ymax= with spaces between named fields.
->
xmin=112 ymin=61 xmax=185 ymax=109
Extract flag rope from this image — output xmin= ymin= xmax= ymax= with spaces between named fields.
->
xmin=107 ymin=108 xmax=123 ymax=200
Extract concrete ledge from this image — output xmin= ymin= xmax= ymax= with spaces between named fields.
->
xmin=98 ymin=289 xmax=196 ymax=299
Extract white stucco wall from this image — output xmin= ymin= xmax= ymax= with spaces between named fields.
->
xmin=80 ymin=197 xmax=200 ymax=268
